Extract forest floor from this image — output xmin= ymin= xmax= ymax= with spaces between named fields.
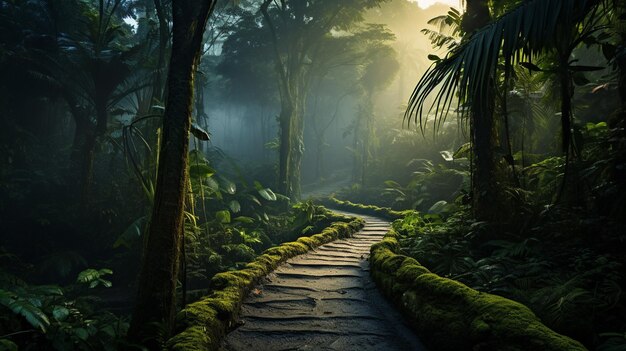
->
xmin=222 ymin=211 xmax=425 ymax=351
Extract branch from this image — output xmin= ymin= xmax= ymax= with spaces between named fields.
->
xmin=261 ymin=0 xmax=289 ymax=90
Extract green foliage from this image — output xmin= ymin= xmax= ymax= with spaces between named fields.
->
xmin=76 ymin=268 xmax=113 ymax=289
xmin=395 ymin=205 xmax=625 ymax=347
xmin=0 ymin=339 xmax=18 ymax=351
xmin=113 ymin=216 xmax=147 ymax=249
xmin=384 ymin=158 xmax=469 ymax=212
xmin=0 ymin=286 xmax=58 ymax=332
xmin=184 ymin=182 xmax=342 ymax=286
xmin=0 ymin=269 xmax=128 ymax=350
xmin=169 ymin=216 xmax=364 ymax=350
xmin=370 ymin=224 xmax=586 ymax=351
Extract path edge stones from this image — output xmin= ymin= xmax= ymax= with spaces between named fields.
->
xmin=167 ymin=213 xmax=364 ymax=351
xmin=330 ymin=198 xmax=587 ymax=351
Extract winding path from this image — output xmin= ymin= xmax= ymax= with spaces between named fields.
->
xmin=223 ymin=211 xmax=425 ymax=351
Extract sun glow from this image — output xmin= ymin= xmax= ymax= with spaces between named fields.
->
xmin=413 ymin=0 xmax=460 ymax=9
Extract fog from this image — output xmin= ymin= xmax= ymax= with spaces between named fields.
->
xmin=199 ymin=0 xmax=459 ymax=187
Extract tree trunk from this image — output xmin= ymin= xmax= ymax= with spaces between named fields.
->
xmin=65 ymin=91 xmax=97 ymax=205
xmin=128 ymin=0 xmax=215 ymax=344
xmin=71 ymin=116 xmax=97 ymax=204
xmin=360 ymin=92 xmax=374 ymax=187
xmin=462 ymin=0 xmax=498 ymax=220
xmin=278 ymin=100 xmax=294 ymax=197
xmin=260 ymin=1 xmax=309 ymax=202
xmin=288 ymin=91 xmax=306 ymax=201
xmin=471 ymin=93 xmax=498 ymax=220
xmin=352 ymin=105 xmax=363 ymax=183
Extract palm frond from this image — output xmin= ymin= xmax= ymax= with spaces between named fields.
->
xmin=405 ymin=0 xmax=598 ymax=130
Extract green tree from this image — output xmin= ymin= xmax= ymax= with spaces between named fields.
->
xmin=353 ymin=31 xmax=399 ymax=185
xmin=305 ymin=24 xmax=396 ymax=182
xmin=260 ymin=0 xmax=386 ymax=201
xmin=406 ymin=0 xmax=606 ymax=218
xmin=127 ymin=0 xmax=217 ymax=344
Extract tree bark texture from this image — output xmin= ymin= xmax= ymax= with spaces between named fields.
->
xmin=128 ymin=0 xmax=215 ymax=344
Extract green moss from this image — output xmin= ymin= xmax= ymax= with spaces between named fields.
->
xmin=395 ymin=259 xmax=429 ymax=285
xmin=369 ymin=226 xmax=587 ymax=351
xmin=168 ymin=325 xmax=212 ymax=351
xmin=470 ymin=318 xmax=491 ymax=340
xmin=380 ymin=254 xmax=408 ymax=272
xmin=317 ymin=197 xmax=411 ymax=220
xmin=169 ymin=215 xmax=365 ymax=351
xmin=296 ymin=236 xmax=319 ymax=249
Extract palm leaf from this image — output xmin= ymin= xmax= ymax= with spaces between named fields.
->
xmin=405 ymin=0 xmax=598 ymax=130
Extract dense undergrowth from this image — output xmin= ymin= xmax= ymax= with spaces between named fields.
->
xmin=393 ymin=210 xmax=625 ymax=349
xmin=334 ymin=120 xmax=626 ymax=349
xmin=331 ymin=61 xmax=626 ymax=348
xmin=0 ymin=141 xmax=343 ymax=350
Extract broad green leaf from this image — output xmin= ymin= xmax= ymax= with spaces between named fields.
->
xmin=52 ymin=305 xmax=70 ymax=322
xmin=6 ymin=299 xmax=50 ymax=332
xmin=428 ymin=200 xmax=449 ymax=214
xmin=439 ymin=150 xmax=454 ymax=161
xmin=233 ymin=216 xmax=254 ymax=224
xmin=190 ymin=123 xmax=210 ymax=141
xmin=258 ymin=188 xmax=277 ymax=201
xmin=222 ymin=180 xmax=236 ymax=194
xmin=77 ymin=269 xmax=99 ymax=284
xmin=228 ymin=200 xmax=241 ymax=213
xmin=216 ymin=210 xmax=231 ymax=224
xmin=453 ymin=143 xmax=471 ymax=158
xmin=189 ymin=163 xmax=215 ymax=178
xmin=205 ymin=177 xmax=220 ymax=191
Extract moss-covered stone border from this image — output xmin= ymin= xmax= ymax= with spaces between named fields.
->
xmin=370 ymin=228 xmax=587 ymax=351
xmin=167 ymin=214 xmax=364 ymax=351
xmin=317 ymin=196 xmax=409 ymax=220
xmin=317 ymin=198 xmax=585 ymax=350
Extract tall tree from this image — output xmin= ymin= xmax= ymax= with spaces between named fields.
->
xmin=354 ymin=36 xmax=399 ymax=185
xmin=406 ymin=0 xmax=604 ymax=219
xmin=462 ymin=0 xmax=497 ymax=220
xmin=128 ymin=0 xmax=217 ymax=344
xmin=260 ymin=0 xmax=384 ymax=201
xmin=305 ymin=24 xmax=396 ymax=181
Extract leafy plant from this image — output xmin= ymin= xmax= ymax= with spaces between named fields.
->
xmin=76 ymin=268 xmax=113 ymax=289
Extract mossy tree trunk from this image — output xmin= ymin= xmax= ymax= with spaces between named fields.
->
xmin=261 ymin=0 xmax=309 ymax=201
xmin=127 ymin=0 xmax=215 ymax=344
xmin=277 ymin=98 xmax=294 ymax=198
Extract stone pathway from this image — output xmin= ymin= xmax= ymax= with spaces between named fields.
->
xmin=222 ymin=211 xmax=425 ymax=351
